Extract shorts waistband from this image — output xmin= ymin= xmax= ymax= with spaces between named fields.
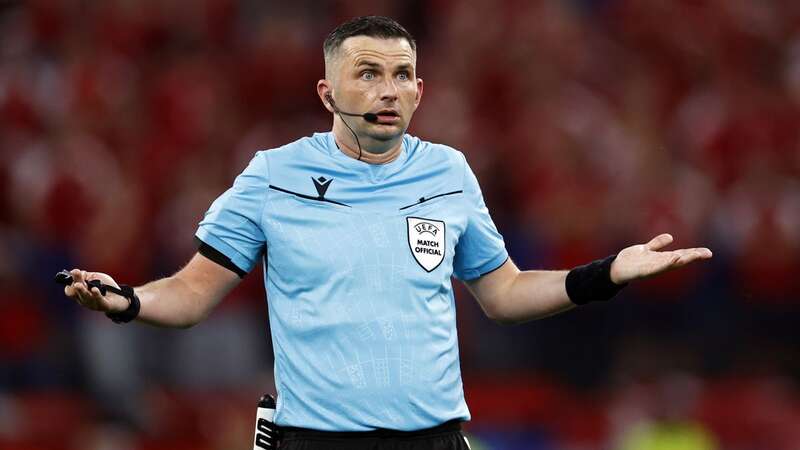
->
xmin=281 ymin=419 xmax=462 ymax=441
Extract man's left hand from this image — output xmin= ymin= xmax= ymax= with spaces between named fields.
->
xmin=609 ymin=233 xmax=712 ymax=285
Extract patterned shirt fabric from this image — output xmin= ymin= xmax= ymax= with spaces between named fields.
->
xmin=196 ymin=131 xmax=508 ymax=431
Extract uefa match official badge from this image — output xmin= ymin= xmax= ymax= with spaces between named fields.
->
xmin=407 ymin=217 xmax=446 ymax=272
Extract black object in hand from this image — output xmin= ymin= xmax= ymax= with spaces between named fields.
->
xmin=54 ymin=270 xmax=139 ymax=323
xmin=55 ymin=270 xmax=73 ymax=285
xmin=54 ymin=270 xmax=107 ymax=295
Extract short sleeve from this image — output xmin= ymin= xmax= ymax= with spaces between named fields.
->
xmin=452 ymin=155 xmax=509 ymax=281
xmin=195 ymin=152 xmax=268 ymax=275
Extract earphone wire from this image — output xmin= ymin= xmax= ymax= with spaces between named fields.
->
xmin=328 ymin=94 xmax=364 ymax=161
xmin=338 ymin=113 xmax=364 ymax=161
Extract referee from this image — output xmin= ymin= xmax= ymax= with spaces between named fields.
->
xmin=62 ymin=16 xmax=712 ymax=450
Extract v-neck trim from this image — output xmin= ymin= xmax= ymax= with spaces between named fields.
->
xmin=320 ymin=132 xmax=410 ymax=183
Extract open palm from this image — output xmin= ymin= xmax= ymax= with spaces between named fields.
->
xmin=610 ymin=234 xmax=713 ymax=285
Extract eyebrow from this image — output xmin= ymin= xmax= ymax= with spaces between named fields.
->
xmin=355 ymin=60 xmax=381 ymax=68
xmin=355 ymin=61 xmax=413 ymax=72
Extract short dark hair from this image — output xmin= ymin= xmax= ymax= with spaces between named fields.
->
xmin=323 ymin=16 xmax=417 ymax=62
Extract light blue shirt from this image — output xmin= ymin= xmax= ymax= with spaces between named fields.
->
xmin=196 ymin=132 xmax=508 ymax=431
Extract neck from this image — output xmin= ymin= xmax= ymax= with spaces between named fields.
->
xmin=332 ymin=127 xmax=403 ymax=165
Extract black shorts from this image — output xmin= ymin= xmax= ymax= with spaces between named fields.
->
xmin=278 ymin=419 xmax=471 ymax=450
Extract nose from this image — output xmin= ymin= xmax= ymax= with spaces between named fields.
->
xmin=379 ymin=77 xmax=399 ymax=103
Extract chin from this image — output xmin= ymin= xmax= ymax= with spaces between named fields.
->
xmin=367 ymin=125 xmax=406 ymax=142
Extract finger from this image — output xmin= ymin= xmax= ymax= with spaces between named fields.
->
xmin=89 ymin=286 xmax=102 ymax=298
xmin=645 ymin=233 xmax=674 ymax=251
xmin=74 ymin=283 xmax=90 ymax=302
xmin=77 ymin=270 xmax=96 ymax=292
xmin=72 ymin=289 xmax=87 ymax=307
xmin=680 ymin=247 xmax=712 ymax=260
xmin=76 ymin=283 xmax=98 ymax=304
xmin=70 ymin=268 xmax=84 ymax=283
xmin=66 ymin=270 xmax=83 ymax=297
xmin=670 ymin=248 xmax=713 ymax=267
xmin=78 ymin=286 xmax=103 ymax=310
xmin=697 ymin=247 xmax=713 ymax=258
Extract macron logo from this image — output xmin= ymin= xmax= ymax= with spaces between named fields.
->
xmin=312 ymin=176 xmax=333 ymax=199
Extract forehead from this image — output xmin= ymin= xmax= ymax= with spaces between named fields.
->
xmin=338 ymin=36 xmax=416 ymax=67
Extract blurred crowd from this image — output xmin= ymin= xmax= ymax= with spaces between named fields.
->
xmin=1 ymin=0 xmax=799 ymax=449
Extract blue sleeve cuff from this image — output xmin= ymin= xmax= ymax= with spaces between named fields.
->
xmin=195 ymin=227 xmax=255 ymax=275
xmin=454 ymin=250 xmax=509 ymax=281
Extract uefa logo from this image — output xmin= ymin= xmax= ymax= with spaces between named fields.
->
xmin=406 ymin=217 xmax=446 ymax=272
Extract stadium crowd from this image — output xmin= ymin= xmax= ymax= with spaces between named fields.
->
xmin=1 ymin=0 xmax=798 ymax=449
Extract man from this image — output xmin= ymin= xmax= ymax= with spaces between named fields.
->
xmin=63 ymin=16 xmax=712 ymax=450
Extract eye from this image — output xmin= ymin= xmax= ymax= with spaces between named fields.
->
xmin=397 ymin=72 xmax=410 ymax=81
xmin=361 ymin=71 xmax=375 ymax=81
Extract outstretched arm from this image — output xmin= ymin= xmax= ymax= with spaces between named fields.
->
xmin=63 ymin=252 xmax=241 ymax=328
xmin=464 ymin=233 xmax=712 ymax=325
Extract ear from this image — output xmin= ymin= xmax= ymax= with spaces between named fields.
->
xmin=317 ymin=80 xmax=334 ymax=113
xmin=414 ymin=77 xmax=424 ymax=109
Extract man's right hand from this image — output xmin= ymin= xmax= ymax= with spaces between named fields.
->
xmin=64 ymin=269 xmax=130 ymax=313
xmin=62 ymin=253 xmax=242 ymax=328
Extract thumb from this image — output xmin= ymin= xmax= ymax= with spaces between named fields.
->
xmin=645 ymin=233 xmax=674 ymax=251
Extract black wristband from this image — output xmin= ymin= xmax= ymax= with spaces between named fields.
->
xmin=105 ymin=284 xmax=141 ymax=324
xmin=565 ymin=254 xmax=627 ymax=305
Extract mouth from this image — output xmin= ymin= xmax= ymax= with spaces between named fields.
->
xmin=373 ymin=109 xmax=400 ymax=124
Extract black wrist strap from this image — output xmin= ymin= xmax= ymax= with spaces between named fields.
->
xmin=103 ymin=284 xmax=141 ymax=324
xmin=565 ymin=254 xmax=627 ymax=305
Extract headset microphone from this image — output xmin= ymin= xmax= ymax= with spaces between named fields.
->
xmin=326 ymin=94 xmax=378 ymax=123
xmin=325 ymin=93 xmax=378 ymax=161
